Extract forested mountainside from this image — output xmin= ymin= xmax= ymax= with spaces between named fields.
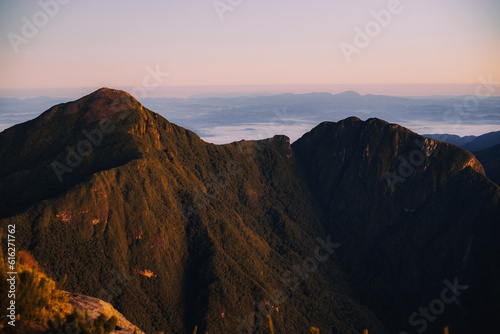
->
xmin=1 ymin=88 xmax=499 ymax=333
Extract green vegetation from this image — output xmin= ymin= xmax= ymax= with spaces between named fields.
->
xmin=48 ymin=308 xmax=118 ymax=334
xmin=0 ymin=241 xmax=118 ymax=333
xmin=1 ymin=90 xmax=499 ymax=333
xmin=0 ymin=240 xmax=68 ymax=330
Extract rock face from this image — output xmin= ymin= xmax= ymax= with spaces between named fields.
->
xmin=64 ymin=292 xmax=145 ymax=334
xmin=1 ymin=88 xmax=499 ymax=333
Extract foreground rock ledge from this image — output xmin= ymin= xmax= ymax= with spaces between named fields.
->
xmin=63 ymin=291 xmax=145 ymax=334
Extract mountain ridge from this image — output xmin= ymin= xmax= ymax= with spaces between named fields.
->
xmin=424 ymin=131 xmax=500 ymax=151
xmin=1 ymin=88 xmax=499 ymax=333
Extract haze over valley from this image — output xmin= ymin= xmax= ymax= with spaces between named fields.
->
xmin=2 ymin=90 xmax=500 ymax=144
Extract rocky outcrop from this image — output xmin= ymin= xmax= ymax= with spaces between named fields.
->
xmin=64 ymin=292 xmax=145 ymax=334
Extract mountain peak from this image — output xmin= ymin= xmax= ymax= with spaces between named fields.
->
xmin=60 ymin=88 xmax=141 ymax=125
xmin=86 ymin=87 xmax=133 ymax=100
xmin=336 ymin=90 xmax=362 ymax=98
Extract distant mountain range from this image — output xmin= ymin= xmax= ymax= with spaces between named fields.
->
xmin=2 ymin=91 xmax=500 ymax=144
xmin=424 ymin=132 xmax=500 ymax=151
xmin=1 ymin=88 xmax=499 ymax=333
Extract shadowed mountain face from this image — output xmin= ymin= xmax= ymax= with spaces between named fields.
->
xmin=1 ymin=88 xmax=499 ymax=334
xmin=473 ymin=144 xmax=500 ymax=186
xmin=462 ymin=131 xmax=500 ymax=152
xmin=292 ymin=120 xmax=500 ymax=333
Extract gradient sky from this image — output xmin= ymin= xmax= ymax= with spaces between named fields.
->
xmin=1 ymin=0 xmax=499 ymax=97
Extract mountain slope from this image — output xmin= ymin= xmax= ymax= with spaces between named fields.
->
xmin=423 ymin=132 xmax=500 ymax=186
xmin=423 ymin=133 xmax=476 ymax=147
xmin=0 ymin=89 xmax=385 ymax=333
xmin=293 ymin=118 xmax=500 ymax=333
xmin=462 ymin=131 xmax=500 ymax=151
xmin=424 ymin=131 xmax=500 ymax=152
xmin=473 ymin=143 xmax=500 ymax=186
xmin=1 ymin=88 xmax=499 ymax=333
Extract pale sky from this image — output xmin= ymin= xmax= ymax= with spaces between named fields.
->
xmin=1 ymin=0 xmax=499 ymax=97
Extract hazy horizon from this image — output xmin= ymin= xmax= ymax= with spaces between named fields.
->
xmin=2 ymin=89 xmax=499 ymax=143
xmin=2 ymin=83 xmax=500 ymax=100
xmin=1 ymin=1 xmax=500 ymax=92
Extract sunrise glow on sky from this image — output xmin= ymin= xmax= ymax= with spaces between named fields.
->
xmin=1 ymin=0 xmax=499 ymax=97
